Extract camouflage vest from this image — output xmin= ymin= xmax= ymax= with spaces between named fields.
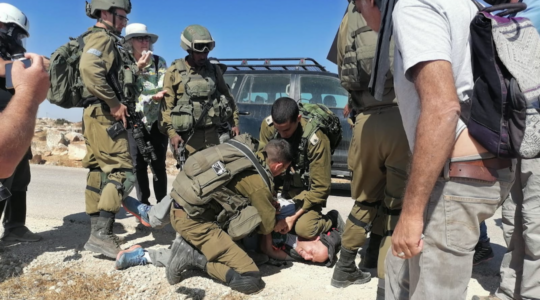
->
xmin=170 ymin=134 xmax=273 ymax=240
xmin=340 ymin=2 xmax=395 ymax=110
xmin=170 ymin=58 xmax=233 ymax=133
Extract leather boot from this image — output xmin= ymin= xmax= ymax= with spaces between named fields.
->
xmin=84 ymin=216 xmax=121 ymax=259
xmin=331 ymin=247 xmax=371 ymax=288
xmin=226 ymin=270 xmax=265 ymax=294
xmin=360 ymin=234 xmax=383 ymax=269
xmin=166 ymin=236 xmax=207 ymax=285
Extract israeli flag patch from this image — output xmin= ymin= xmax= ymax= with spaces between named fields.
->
xmin=87 ymin=48 xmax=102 ymax=57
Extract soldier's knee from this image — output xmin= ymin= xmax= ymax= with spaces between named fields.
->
xmin=99 ymin=169 xmax=136 ymax=212
xmin=225 ymin=270 xmax=265 ymax=294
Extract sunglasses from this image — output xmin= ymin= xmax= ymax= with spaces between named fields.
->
xmin=112 ymin=11 xmax=129 ymax=23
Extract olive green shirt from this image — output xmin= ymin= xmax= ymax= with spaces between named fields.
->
xmin=226 ymin=152 xmax=276 ymax=235
xmin=79 ymin=27 xmax=121 ymax=109
xmin=160 ymin=57 xmax=239 ymax=139
xmin=258 ymin=118 xmax=332 ymax=211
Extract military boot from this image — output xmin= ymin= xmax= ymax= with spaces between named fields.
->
xmin=166 ymin=236 xmax=207 ymax=285
xmin=84 ymin=216 xmax=121 ymax=259
xmin=360 ymin=234 xmax=383 ymax=269
xmin=225 ymin=270 xmax=265 ymax=294
xmin=331 ymin=247 xmax=371 ymax=288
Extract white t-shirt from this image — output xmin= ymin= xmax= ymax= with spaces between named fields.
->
xmin=392 ymin=0 xmax=478 ymax=150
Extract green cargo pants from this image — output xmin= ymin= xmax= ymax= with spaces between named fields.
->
xmin=82 ymin=104 xmax=134 ymax=214
xmin=343 ymin=106 xmax=409 ymax=278
xmin=170 ymin=206 xmax=259 ymax=283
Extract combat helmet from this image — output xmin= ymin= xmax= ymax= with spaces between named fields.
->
xmin=85 ymin=0 xmax=132 ymax=19
xmin=180 ymin=25 xmax=215 ymax=53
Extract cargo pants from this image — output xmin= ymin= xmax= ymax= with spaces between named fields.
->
xmin=83 ymin=104 xmax=134 ymax=214
xmin=170 ymin=206 xmax=259 ymax=283
xmin=385 ymin=160 xmax=515 ymax=300
xmin=342 ymin=106 xmax=409 ymax=278
xmin=496 ymin=159 xmax=540 ymax=300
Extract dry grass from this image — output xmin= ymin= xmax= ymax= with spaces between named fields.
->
xmin=0 ymin=264 xmax=123 ymax=300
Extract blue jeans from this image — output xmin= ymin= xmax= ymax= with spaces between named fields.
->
xmin=479 ymin=221 xmax=489 ymax=242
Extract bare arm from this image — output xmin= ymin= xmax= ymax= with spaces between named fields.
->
xmin=0 ymin=54 xmax=49 ymax=178
xmin=391 ymin=60 xmax=461 ymax=259
xmin=260 ymin=234 xmax=289 ymax=261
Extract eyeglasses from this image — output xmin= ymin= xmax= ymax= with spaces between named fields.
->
xmin=133 ymin=36 xmax=151 ymax=42
xmin=112 ymin=12 xmax=129 ymax=23
xmin=192 ymin=41 xmax=215 ymax=52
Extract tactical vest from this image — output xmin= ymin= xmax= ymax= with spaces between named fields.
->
xmin=79 ymin=28 xmax=140 ymax=106
xmin=340 ymin=2 xmax=396 ymax=110
xmin=170 ymin=58 xmax=233 ymax=133
xmin=170 ymin=134 xmax=273 ymax=240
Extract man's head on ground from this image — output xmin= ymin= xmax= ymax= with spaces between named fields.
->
xmin=354 ymin=0 xmax=383 ymax=32
xmin=86 ymin=0 xmax=131 ymax=34
xmin=0 ymin=3 xmax=30 ymax=58
xmin=271 ymin=97 xmax=301 ymax=139
xmin=295 ymin=236 xmax=329 ymax=263
xmin=263 ymin=139 xmax=293 ymax=177
xmin=181 ymin=25 xmax=215 ymax=68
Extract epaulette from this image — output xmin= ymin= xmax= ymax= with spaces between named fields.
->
xmin=309 ymin=133 xmax=320 ymax=146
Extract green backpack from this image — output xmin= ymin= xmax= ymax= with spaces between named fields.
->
xmin=170 ymin=134 xmax=273 ymax=240
xmin=297 ymin=102 xmax=342 ymax=172
xmin=47 ymin=31 xmax=92 ymax=109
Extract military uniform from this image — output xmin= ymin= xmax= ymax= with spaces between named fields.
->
xmin=79 ymin=26 xmax=137 ymax=215
xmin=259 ymin=117 xmax=333 ymax=239
xmin=160 ymin=58 xmax=239 ymax=156
xmin=335 ymin=1 xmax=409 ymax=281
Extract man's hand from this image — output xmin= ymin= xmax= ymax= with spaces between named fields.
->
xmin=274 ymin=216 xmax=296 ymax=234
xmin=12 ymin=53 xmax=50 ymax=104
xmin=110 ymin=103 xmax=129 ymax=127
xmin=170 ymin=134 xmax=184 ymax=151
xmin=231 ymin=126 xmax=240 ymax=136
xmin=137 ymin=52 xmax=152 ymax=70
xmin=343 ymin=105 xmax=351 ymax=118
xmin=152 ymin=90 xmax=168 ymax=101
xmin=391 ymin=215 xmax=424 ymax=259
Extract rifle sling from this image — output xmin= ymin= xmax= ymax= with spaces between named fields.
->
xmin=224 ymin=139 xmax=272 ymax=192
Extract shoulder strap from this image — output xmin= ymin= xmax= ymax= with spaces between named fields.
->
xmin=153 ymin=55 xmax=160 ymax=70
xmin=352 ymin=26 xmax=372 ymax=37
xmin=173 ymin=58 xmax=187 ymax=74
xmin=225 ymin=139 xmax=272 ymax=191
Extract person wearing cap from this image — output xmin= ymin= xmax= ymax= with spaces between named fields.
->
xmin=123 ymin=23 xmax=168 ymax=206
xmin=0 ymin=3 xmax=49 ymax=243
xmin=159 ymin=24 xmax=239 ymax=160
xmin=358 ymin=0 xmax=515 ymax=299
xmin=78 ymin=0 xmax=140 ymax=259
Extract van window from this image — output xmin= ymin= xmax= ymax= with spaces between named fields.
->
xmin=223 ymin=74 xmax=245 ymax=97
xmin=238 ymin=75 xmax=291 ymax=104
xmin=299 ymin=75 xmax=348 ymax=108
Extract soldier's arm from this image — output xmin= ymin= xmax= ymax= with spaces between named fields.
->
xmin=248 ymin=187 xmax=277 ymax=235
xmin=159 ymin=65 xmax=178 ymax=138
xmin=79 ymin=32 xmax=121 ymax=109
xmin=215 ymin=66 xmax=239 ymax=128
xmin=258 ymin=119 xmax=274 ymax=152
xmin=294 ymin=131 xmax=332 ymax=210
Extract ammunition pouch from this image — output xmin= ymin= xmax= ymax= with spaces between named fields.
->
xmin=171 ymin=103 xmax=194 ymax=133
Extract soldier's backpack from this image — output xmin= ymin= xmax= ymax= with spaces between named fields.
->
xmin=170 ymin=134 xmax=273 ymax=240
xmin=297 ymin=103 xmax=342 ymax=172
xmin=466 ymin=1 xmax=540 ymax=158
xmin=47 ymin=31 xmax=92 ymax=109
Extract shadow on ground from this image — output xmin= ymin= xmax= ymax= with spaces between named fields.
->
xmin=471 ymin=242 xmax=506 ymax=294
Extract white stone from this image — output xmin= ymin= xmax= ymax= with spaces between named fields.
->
xmin=65 ymin=132 xmax=84 ymax=143
xmin=52 ymin=144 xmax=68 ymax=156
xmin=68 ymin=143 xmax=87 ymax=161
xmin=46 ymin=130 xmax=67 ymax=150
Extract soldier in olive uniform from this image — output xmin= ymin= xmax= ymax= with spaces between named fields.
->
xmin=330 ymin=0 xmax=410 ymax=294
xmin=259 ymin=97 xmax=339 ymax=239
xmin=160 ymin=24 xmax=239 ymax=158
xmin=116 ymin=138 xmax=293 ymax=295
xmin=78 ymin=0 xmax=140 ymax=259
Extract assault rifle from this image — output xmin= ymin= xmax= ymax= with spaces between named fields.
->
xmin=175 ymin=101 xmax=213 ymax=170
xmin=106 ymin=74 xmax=158 ymax=181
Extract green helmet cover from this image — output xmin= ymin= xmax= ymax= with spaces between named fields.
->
xmin=180 ymin=25 xmax=215 ymax=52
xmin=86 ymin=0 xmax=132 ymax=19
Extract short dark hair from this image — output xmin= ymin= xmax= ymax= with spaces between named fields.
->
xmin=264 ymin=139 xmax=293 ymax=164
xmin=271 ymin=97 xmax=299 ymax=124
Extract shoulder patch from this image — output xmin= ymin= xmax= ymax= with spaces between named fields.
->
xmin=265 ymin=116 xmax=273 ymax=126
xmin=309 ymin=134 xmax=320 ymax=146
xmin=86 ymin=48 xmax=102 ymax=57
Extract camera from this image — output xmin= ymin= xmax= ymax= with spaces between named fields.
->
xmin=4 ymin=56 xmax=31 ymax=89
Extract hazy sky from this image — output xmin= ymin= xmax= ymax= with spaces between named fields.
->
xmin=14 ymin=0 xmax=347 ymax=121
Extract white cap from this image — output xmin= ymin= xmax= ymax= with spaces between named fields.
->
xmin=0 ymin=3 xmax=30 ymax=37
xmin=124 ymin=23 xmax=158 ymax=43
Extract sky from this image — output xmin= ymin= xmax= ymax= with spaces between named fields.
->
xmin=13 ymin=0 xmax=348 ymax=121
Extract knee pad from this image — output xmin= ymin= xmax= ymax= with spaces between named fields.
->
xmin=122 ymin=170 xmax=136 ymax=199
xmin=101 ymin=169 xmax=136 ymax=199
xmin=225 ymin=270 xmax=265 ymax=294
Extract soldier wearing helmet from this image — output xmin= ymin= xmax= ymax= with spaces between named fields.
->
xmin=160 ymin=25 xmax=239 ymax=159
xmin=78 ymin=0 xmax=139 ymax=259
xmin=0 ymin=3 xmax=49 ymax=244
